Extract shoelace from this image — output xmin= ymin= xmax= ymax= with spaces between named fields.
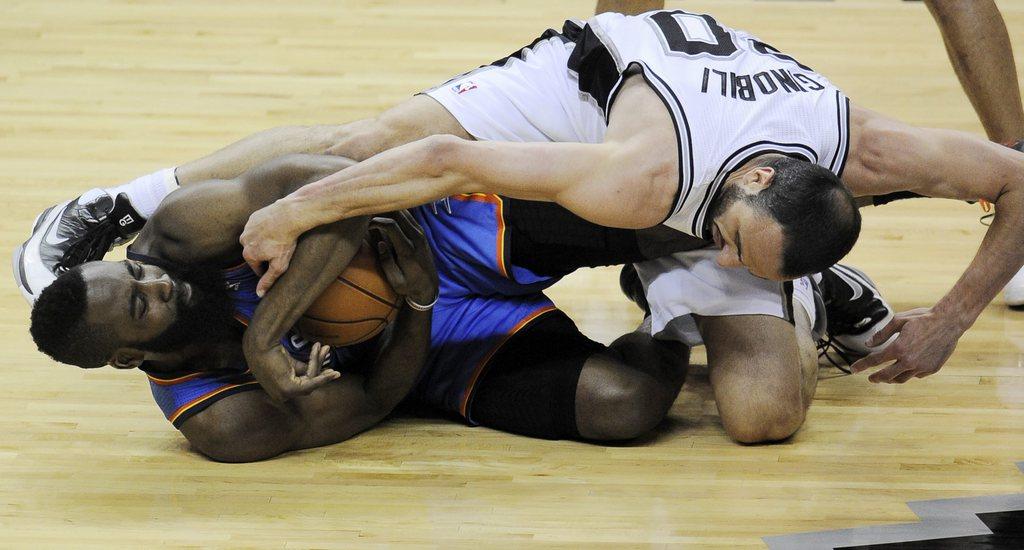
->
xmin=816 ymin=336 xmax=855 ymax=374
xmin=57 ymin=219 xmax=120 ymax=271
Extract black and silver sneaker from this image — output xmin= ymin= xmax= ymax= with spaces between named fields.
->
xmin=816 ymin=264 xmax=895 ymax=372
xmin=12 ymin=190 xmax=145 ymax=303
xmin=619 ymin=263 xmax=651 ymax=317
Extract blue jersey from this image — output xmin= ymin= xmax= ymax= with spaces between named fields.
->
xmin=133 ymin=251 xmax=381 ymax=427
xmin=138 ymin=195 xmax=562 ymax=428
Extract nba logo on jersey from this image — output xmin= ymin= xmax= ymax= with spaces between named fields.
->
xmin=451 ymin=81 xmax=477 ymax=95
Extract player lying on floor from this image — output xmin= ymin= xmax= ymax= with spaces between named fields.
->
xmin=29 ymin=154 xmax=692 ymax=462
xmin=20 ymin=10 xmax=1022 ymax=389
xmin=26 ymin=152 xmax=893 ymax=451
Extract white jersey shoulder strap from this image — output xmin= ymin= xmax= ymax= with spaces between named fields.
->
xmin=567 ymin=10 xmax=851 ymax=239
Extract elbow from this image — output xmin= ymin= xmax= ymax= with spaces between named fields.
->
xmin=240 ymin=329 xmax=271 ymax=360
xmin=187 ymin=433 xmax=268 ymax=464
xmin=180 ymin=403 xmax=295 ymax=463
xmin=183 ymin=417 xmax=288 ymax=464
xmin=361 ymin=386 xmax=404 ymax=420
xmin=195 ymin=442 xmax=264 ymax=464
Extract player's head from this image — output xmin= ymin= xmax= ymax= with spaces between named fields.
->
xmin=709 ymin=155 xmax=860 ymax=280
xmin=30 ymin=259 xmax=235 ymax=369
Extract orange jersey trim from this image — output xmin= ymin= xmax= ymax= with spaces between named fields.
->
xmin=148 ymin=372 xmax=206 ymax=386
xmin=458 ymin=304 xmax=558 ymax=418
xmin=148 ymin=366 xmax=253 ymax=386
xmin=450 ymin=193 xmax=509 ymax=279
xmin=166 ymin=380 xmax=261 ymax=424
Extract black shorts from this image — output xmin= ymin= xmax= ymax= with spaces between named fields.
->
xmin=468 ymin=309 xmax=605 ymax=440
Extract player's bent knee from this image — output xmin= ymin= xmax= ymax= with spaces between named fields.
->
xmin=721 ymin=401 xmax=806 ymax=444
xmin=714 ymin=358 xmax=807 ymax=445
xmin=580 ymin=373 xmax=673 ymax=441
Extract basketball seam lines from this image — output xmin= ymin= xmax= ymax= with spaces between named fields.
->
xmin=299 ymin=315 xmax=391 ymax=325
xmin=335 ymin=275 xmax=397 ymax=307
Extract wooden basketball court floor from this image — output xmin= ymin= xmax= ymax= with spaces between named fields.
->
xmin=1 ymin=0 xmax=1022 ymax=547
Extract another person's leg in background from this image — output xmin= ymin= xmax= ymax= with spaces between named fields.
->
xmin=926 ymin=0 xmax=1024 ymax=305
xmin=925 ymin=0 xmax=1024 ymax=144
xmin=595 ymin=0 xmax=664 ymax=16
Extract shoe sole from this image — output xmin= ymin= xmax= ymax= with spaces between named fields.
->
xmin=1004 ymin=293 xmax=1024 ymax=308
xmin=12 ymin=202 xmax=63 ymax=303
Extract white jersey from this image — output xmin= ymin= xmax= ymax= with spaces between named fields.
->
xmin=421 ymin=11 xmax=843 ymax=344
xmin=576 ymin=10 xmax=851 ymax=239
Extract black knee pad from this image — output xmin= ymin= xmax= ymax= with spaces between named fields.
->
xmin=469 ymin=310 xmax=604 ymax=440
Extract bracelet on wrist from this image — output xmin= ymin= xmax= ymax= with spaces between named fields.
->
xmin=405 ymin=292 xmax=438 ymax=311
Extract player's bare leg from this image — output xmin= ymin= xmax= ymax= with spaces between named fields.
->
xmin=15 ymin=95 xmax=467 ymax=302
xmin=179 ymin=95 xmax=469 ymax=185
xmin=925 ymin=0 xmax=1024 ymax=144
xmin=595 ymin=0 xmax=664 ymax=16
xmin=574 ymin=331 xmax=690 ymax=440
xmin=697 ymin=312 xmax=818 ymax=444
xmin=927 ymin=0 xmax=1024 ymax=306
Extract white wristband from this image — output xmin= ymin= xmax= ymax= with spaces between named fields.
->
xmin=107 ymin=167 xmax=178 ymax=218
xmin=405 ymin=293 xmax=438 ymax=311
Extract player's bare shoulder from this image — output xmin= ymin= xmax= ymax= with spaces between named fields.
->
xmin=136 ymin=177 xmax=255 ymax=264
xmin=587 ymin=9 xmax=852 ymax=237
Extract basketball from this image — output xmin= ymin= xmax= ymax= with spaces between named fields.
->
xmin=295 ymin=240 xmax=399 ymax=346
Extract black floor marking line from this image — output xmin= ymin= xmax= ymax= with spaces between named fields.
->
xmin=763 ymin=462 xmax=1024 ymax=549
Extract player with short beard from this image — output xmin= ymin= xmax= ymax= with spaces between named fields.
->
xmin=29 ymin=154 xmax=694 ymax=462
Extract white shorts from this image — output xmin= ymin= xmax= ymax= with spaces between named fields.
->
xmin=637 ymin=249 xmax=818 ymax=347
xmin=422 ymin=26 xmax=606 ymax=145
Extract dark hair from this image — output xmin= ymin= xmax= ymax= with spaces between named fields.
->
xmin=747 ymin=156 xmax=861 ymax=277
xmin=30 ymin=268 xmax=112 ymax=369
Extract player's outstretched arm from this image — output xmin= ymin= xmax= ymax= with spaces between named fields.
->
xmin=842 ymin=106 xmax=1024 ymax=382
xmin=238 ymin=74 xmax=679 ymax=291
